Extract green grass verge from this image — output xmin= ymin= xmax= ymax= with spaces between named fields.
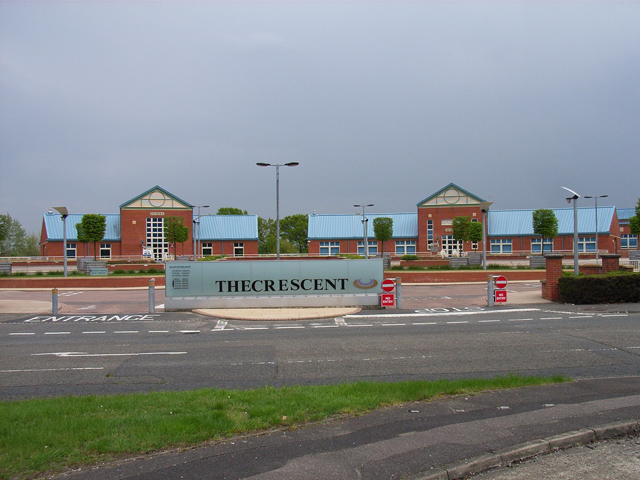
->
xmin=0 ymin=375 xmax=569 ymax=478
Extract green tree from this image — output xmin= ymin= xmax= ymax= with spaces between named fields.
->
xmin=532 ymin=209 xmax=559 ymax=254
xmin=373 ymin=217 xmax=393 ymax=255
xmin=75 ymin=223 xmax=91 ymax=258
xmin=452 ymin=216 xmax=471 ymax=243
xmin=280 ymin=214 xmax=309 ymax=253
xmin=217 ymin=207 xmax=248 ymax=215
xmin=468 ymin=222 xmax=484 ymax=246
xmin=77 ymin=214 xmax=107 ymax=260
xmin=0 ymin=213 xmax=36 ymax=256
xmin=258 ymin=217 xmax=276 ymax=254
xmin=164 ymin=216 xmax=190 ymax=257
xmin=629 ymin=199 xmax=640 ymax=249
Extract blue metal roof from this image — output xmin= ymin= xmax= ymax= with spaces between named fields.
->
xmin=308 ymin=213 xmax=418 ymax=240
xmin=43 ymin=214 xmax=121 ymax=241
xmin=199 ymin=215 xmax=258 ymax=240
xmin=487 ymin=206 xmax=616 ymax=237
xmin=617 ymin=208 xmax=636 ymax=222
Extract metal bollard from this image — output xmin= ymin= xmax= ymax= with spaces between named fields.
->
xmin=395 ymin=277 xmax=402 ymax=309
xmin=52 ymin=287 xmax=58 ymax=315
xmin=487 ymin=275 xmax=494 ymax=307
xmin=148 ymin=278 xmax=155 ymax=314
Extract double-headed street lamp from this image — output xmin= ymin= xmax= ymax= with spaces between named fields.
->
xmin=52 ymin=206 xmax=69 ymax=277
xmin=584 ymin=194 xmax=608 ymax=261
xmin=561 ymin=186 xmax=580 ymax=276
xmin=256 ymin=162 xmax=299 ymax=259
xmin=354 ymin=204 xmax=374 ymax=259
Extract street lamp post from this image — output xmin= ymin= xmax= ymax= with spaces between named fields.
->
xmin=192 ymin=205 xmax=209 ymax=260
xmin=52 ymin=207 xmax=69 ymax=277
xmin=584 ymin=195 xmax=608 ymax=261
xmin=561 ymin=187 xmax=580 ymax=276
xmin=354 ymin=204 xmax=374 ymax=259
xmin=256 ymin=162 xmax=299 ymax=259
xmin=480 ymin=201 xmax=493 ymax=271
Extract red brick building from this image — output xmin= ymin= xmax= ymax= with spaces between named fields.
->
xmin=40 ymin=186 xmax=259 ymax=260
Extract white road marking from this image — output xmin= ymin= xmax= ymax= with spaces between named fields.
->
xmin=180 ymin=330 xmax=200 ymax=334
xmin=242 ymin=327 xmax=269 ymax=330
xmin=9 ymin=332 xmax=34 ymax=336
xmin=348 ymin=308 xmax=540 ymax=318
xmin=312 ymin=325 xmax=339 ymax=328
xmin=540 ymin=317 xmax=562 ymax=320
xmin=275 ymin=326 xmax=305 ymax=329
xmin=82 ymin=331 xmax=105 ymax=334
xmin=149 ymin=330 xmax=169 ymax=333
xmin=32 ymin=351 xmax=187 ymax=357
xmin=600 ymin=314 xmax=628 ymax=317
xmin=412 ymin=322 xmax=437 ymax=325
xmin=114 ymin=330 xmax=138 ymax=334
xmin=478 ymin=320 xmax=500 ymax=323
xmin=570 ymin=315 xmax=593 ymax=319
xmin=78 ymin=305 xmax=96 ymax=310
xmin=335 ymin=317 xmax=348 ymax=326
xmin=347 ymin=324 xmax=373 ymax=327
xmin=446 ymin=321 xmax=468 ymax=324
xmin=1 ymin=367 xmax=104 ymax=373
xmin=508 ymin=318 xmax=533 ymax=322
xmin=213 ymin=320 xmax=228 ymax=330
xmin=44 ymin=332 xmax=70 ymax=335
xmin=380 ymin=323 xmax=406 ymax=326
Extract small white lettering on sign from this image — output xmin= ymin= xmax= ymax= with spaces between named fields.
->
xmin=149 ymin=212 xmax=165 ymax=216
xmin=23 ymin=315 xmax=161 ymax=323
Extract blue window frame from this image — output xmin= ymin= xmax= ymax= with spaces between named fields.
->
xmin=357 ymin=241 xmax=378 ymax=256
xmin=395 ymin=240 xmax=416 ymax=255
xmin=319 ymin=241 xmax=340 ymax=256
xmin=621 ymin=234 xmax=638 ymax=249
xmin=491 ymin=239 xmax=512 ymax=254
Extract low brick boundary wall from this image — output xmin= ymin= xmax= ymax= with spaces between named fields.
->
xmin=0 ymin=276 xmax=165 ymax=289
xmin=384 ymin=270 xmax=546 ymax=283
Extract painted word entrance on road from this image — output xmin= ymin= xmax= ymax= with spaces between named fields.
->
xmin=165 ymin=259 xmax=383 ymax=309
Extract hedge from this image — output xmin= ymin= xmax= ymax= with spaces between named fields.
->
xmin=558 ymin=272 xmax=640 ymax=304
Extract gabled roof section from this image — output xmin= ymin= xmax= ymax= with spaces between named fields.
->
xmin=617 ymin=208 xmax=636 ymax=223
xmin=43 ymin=214 xmax=121 ymax=242
xmin=487 ymin=206 xmax=616 ymax=237
xmin=417 ymin=183 xmax=486 ymax=208
xmin=199 ymin=215 xmax=259 ymax=241
xmin=308 ymin=213 xmax=418 ymax=240
xmin=119 ymin=186 xmax=193 ymax=210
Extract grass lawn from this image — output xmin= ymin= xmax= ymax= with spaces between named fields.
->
xmin=0 ymin=375 xmax=569 ymax=479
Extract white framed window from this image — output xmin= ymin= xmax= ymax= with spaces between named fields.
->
xmin=442 ymin=235 xmax=463 ymax=255
xmin=320 ymin=241 xmax=340 ymax=256
xmin=427 ymin=220 xmax=434 ymax=248
xmin=531 ymin=238 xmax=553 ymax=254
xmin=99 ymin=243 xmax=111 ymax=259
xmin=202 ymin=242 xmax=213 ymax=256
xmin=621 ymin=234 xmax=638 ymax=249
xmin=233 ymin=242 xmax=244 ymax=256
xmin=491 ymin=239 xmax=512 ymax=254
xmin=66 ymin=243 xmax=77 ymax=259
xmin=357 ymin=241 xmax=378 ymax=256
xmin=395 ymin=240 xmax=416 ymax=255
xmin=578 ymin=237 xmax=596 ymax=253
xmin=471 ymin=219 xmax=479 ymax=249
xmin=147 ymin=217 xmax=168 ymax=261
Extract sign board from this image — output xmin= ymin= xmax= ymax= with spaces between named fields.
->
xmin=381 ymin=278 xmax=396 ymax=292
xmin=142 ymin=246 xmax=153 ymax=258
xmin=89 ymin=268 xmax=108 ymax=276
xmin=494 ymin=289 xmax=507 ymax=303
xmin=381 ymin=293 xmax=395 ymax=307
xmin=494 ymin=275 xmax=508 ymax=289
xmin=165 ymin=259 xmax=384 ymax=309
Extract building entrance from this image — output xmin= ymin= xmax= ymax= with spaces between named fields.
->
xmin=146 ymin=217 xmax=168 ymax=261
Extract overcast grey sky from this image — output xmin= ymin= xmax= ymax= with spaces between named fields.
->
xmin=1 ymin=1 xmax=639 ymax=234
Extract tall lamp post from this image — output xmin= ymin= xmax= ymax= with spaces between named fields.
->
xmin=584 ymin=195 xmax=608 ymax=261
xmin=192 ymin=205 xmax=209 ymax=260
xmin=52 ymin=207 xmax=69 ymax=277
xmin=256 ymin=162 xmax=299 ymax=259
xmin=354 ymin=204 xmax=374 ymax=259
xmin=561 ymin=186 xmax=580 ymax=276
xmin=480 ymin=201 xmax=493 ymax=271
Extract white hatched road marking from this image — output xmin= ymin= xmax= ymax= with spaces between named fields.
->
xmin=1 ymin=367 xmax=104 ymax=373
xmin=32 ymin=351 xmax=187 ymax=357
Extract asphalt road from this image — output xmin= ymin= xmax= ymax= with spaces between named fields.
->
xmin=2 ymin=307 xmax=640 ymax=400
